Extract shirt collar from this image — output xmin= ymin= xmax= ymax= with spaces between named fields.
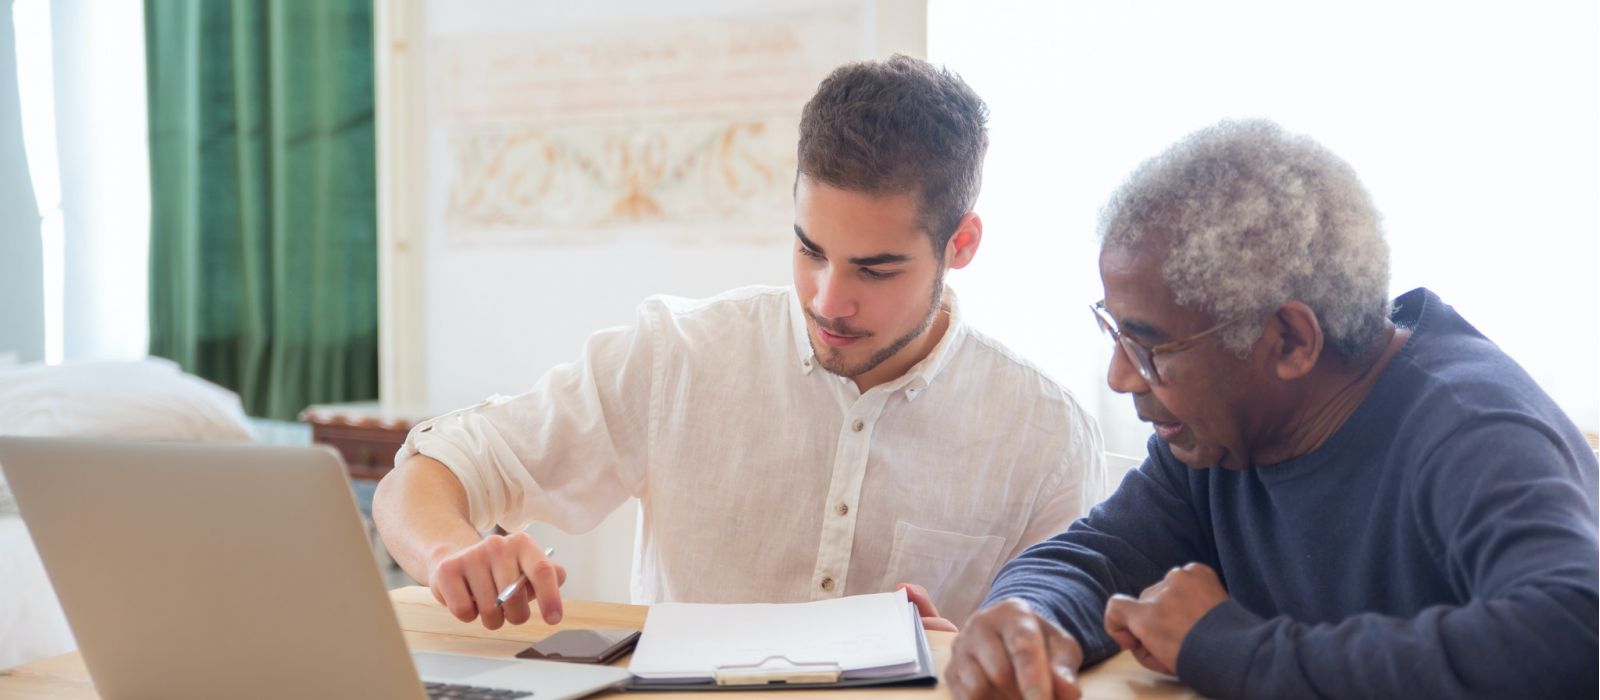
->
xmin=786 ymin=285 xmax=969 ymax=400
xmin=894 ymin=288 xmax=966 ymax=401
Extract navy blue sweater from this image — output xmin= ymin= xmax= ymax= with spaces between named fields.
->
xmin=985 ymin=289 xmax=1598 ymax=698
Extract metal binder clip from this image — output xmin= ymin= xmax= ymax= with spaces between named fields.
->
xmin=712 ymin=656 xmax=844 ymax=686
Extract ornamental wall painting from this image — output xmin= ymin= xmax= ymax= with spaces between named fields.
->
xmin=429 ymin=8 xmax=862 ymax=245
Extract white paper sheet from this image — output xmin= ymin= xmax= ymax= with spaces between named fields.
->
xmin=628 ymin=589 xmax=920 ymax=681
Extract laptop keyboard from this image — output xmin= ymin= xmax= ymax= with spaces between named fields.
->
xmin=423 ymin=681 xmax=534 ymax=699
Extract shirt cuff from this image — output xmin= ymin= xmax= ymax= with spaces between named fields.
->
xmin=396 ymin=417 xmax=493 ymax=532
xmin=1176 ymin=598 xmax=1265 ymax=699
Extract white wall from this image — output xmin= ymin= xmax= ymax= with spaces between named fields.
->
xmin=415 ymin=0 xmax=911 ymax=406
xmin=930 ymin=0 xmax=1600 ymax=456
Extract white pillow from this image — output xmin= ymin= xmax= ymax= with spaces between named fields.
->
xmin=0 ymin=357 xmax=254 ymax=513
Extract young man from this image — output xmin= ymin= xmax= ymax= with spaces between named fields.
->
xmin=945 ymin=120 xmax=1598 ymax=699
xmin=373 ymin=55 xmax=1105 ymax=632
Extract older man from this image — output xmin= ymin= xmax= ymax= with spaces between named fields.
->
xmin=945 ymin=120 xmax=1598 ymax=699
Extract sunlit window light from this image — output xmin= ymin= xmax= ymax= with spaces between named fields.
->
xmin=12 ymin=0 xmax=63 ymax=365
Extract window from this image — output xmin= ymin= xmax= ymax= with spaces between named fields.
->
xmin=931 ymin=0 xmax=1600 ymax=453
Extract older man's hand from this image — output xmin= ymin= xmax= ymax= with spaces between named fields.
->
xmin=947 ymin=598 xmax=1083 ymax=699
xmin=1102 ymin=562 xmax=1227 ymax=676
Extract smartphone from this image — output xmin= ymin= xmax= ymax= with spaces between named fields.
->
xmin=516 ymin=629 xmax=641 ymax=665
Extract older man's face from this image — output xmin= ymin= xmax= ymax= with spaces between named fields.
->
xmin=1099 ymin=243 xmax=1272 ymax=469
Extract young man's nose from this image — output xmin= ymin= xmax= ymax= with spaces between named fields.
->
xmin=812 ymin=269 xmax=857 ymax=320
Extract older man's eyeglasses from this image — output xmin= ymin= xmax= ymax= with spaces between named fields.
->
xmin=1091 ymin=301 xmax=1236 ymax=386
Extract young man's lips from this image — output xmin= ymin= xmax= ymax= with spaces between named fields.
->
xmin=817 ymin=326 xmax=861 ymax=347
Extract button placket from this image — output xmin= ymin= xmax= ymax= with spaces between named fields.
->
xmin=809 ymin=395 xmax=887 ymax=600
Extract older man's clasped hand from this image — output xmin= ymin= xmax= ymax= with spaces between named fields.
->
xmin=947 ymin=563 xmax=1227 ymax=699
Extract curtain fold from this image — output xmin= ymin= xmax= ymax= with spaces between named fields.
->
xmin=146 ymin=0 xmax=377 ymax=420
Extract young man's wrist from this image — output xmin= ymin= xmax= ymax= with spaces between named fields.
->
xmin=422 ymin=533 xmax=481 ymax=580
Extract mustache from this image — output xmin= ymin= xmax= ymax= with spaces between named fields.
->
xmin=1133 ymin=395 xmax=1178 ymax=423
xmin=805 ymin=309 xmax=871 ymax=338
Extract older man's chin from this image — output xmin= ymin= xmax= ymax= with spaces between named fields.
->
xmin=1168 ymin=440 xmax=1231 ymax=470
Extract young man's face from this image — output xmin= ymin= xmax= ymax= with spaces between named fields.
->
xmin=792 ymin=176 xmax=946 ymax=385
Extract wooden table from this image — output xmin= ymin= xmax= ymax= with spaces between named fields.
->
xmin=0 ymin=587 xmax=1202 ymax=699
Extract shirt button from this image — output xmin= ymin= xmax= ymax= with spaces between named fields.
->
xmin=851 ymin=419 xmax=864 ymax=432
xmin=820 ymin=577 xmax=835 ymax=592
xmin=835 ymin=503 xmax=849 ymax=516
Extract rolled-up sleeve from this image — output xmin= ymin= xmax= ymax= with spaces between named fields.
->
xmin=396 ymin=302 xmax=660 ymax=534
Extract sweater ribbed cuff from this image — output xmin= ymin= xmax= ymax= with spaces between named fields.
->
xmin=1176 ymin=599 xmax=1265 ymax=699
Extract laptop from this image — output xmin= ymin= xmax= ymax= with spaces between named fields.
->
xmin=0 ymin=437 xmax=632 ymax=700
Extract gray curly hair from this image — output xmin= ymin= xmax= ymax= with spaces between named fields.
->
xmin=1099 ymin=119 xmax=1392 ymax=365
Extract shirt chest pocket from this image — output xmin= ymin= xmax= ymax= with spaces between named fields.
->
xmin=878 ymin=520 xmax=1008 ymax=624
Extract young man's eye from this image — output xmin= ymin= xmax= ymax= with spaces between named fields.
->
xmin=860 ymin=268 xmax=896 ymax=281
xmin=797 ymin=246 xmax=823 ymax=260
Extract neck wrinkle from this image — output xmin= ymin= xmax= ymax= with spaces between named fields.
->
xmin=1253 ymin=322 xmax=1406 ymax=466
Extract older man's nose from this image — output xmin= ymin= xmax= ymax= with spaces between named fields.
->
xmin=1107 ymin=341 xmax=1151 ymax=395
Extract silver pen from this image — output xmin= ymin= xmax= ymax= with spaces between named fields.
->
xmin=494 ymin=547 xmax=556 ymax=607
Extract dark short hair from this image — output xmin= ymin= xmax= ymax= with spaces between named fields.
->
xmin=798 ymin=54 xmax=989 ymax=255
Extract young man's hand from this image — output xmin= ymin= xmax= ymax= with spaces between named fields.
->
xmin=897 ymin=582 xmax=958 ymax=632
xmin=947 ymin=598 xmax=1083 ymax=699
xmin=1102 ymin=562 xmax=1227 ymax=676
xmin=427 ymin=530 xmax=566 ymax=630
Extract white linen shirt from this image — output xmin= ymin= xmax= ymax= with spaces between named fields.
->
xmin=399 ymin=285 xmax=1104 ymax=623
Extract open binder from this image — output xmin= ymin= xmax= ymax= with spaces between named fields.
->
xmin=625 ymin=590 xmax=938 ymax=691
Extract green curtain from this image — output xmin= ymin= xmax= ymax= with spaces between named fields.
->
xmin=146 ymin=0 xmax=378 ymax=420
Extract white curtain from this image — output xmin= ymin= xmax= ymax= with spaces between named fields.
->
xmin=931 ymin=0 xmax=1600 ymax=456
xmin=10 ymin=0 xmax=150 ymax=365
xmin=0 ymin=0 xmax=43 ymax=364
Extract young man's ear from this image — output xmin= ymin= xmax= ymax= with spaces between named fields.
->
xmin=1271 ymin=301 xmax=1324 ymax=381
xmin=943 ymin=213 xmax=983 ymax=269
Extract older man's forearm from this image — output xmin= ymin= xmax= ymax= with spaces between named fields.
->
xmin=1177 ymin=588 xmax=1598 ymax=699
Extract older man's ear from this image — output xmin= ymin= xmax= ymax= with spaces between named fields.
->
xmin=1269 ymin=301 xmax=1325 ymax=381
